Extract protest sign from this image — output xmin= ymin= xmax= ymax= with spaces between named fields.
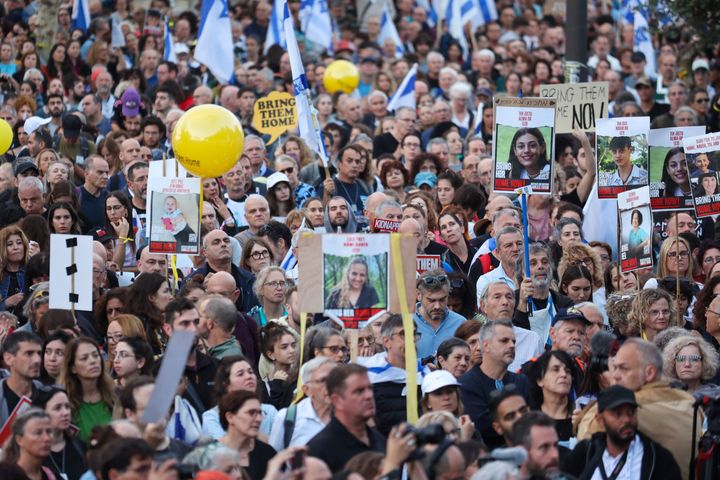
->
xmin=596 ymin=116 xmax=650 ymax=199
xmin=147 ymin=175 xmax=201 ymax=254
xmin=372 ymin=217 xmax=401 ymax=232
xmin=416 ymin=255 xmax=440 ymax=274
xmin=143 ymin=9 xmax=163 ymax=36
xmin=617 ymin=187 xmax=653 ymax=272
xmin=539 ymin=81 xmax=608 ymax=133
xmin=0 ymin=396 xmax=31 ymax=445
xmin=49 ymin=234 xmax=93 ymax=311
xmin=648 ymin=127 xmax=705 ymax=211
xmin=683 ymin=132 xmax=720 ymax=218
xmin=252 ymin=91 xmax=298 ymax=145
xmin=493 ymin=97 xmax=556 ymax=194
xmin=297 ymin=232 xmax=415 ymax=330
xmin=652 ymin=210 xmax=702 ymax=240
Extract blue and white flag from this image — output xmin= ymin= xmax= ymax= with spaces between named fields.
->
xmin=445 ymin=0 xmax=477 ymax=58
xmin=195 ymin=0 xmax=234 ymax=84
xmin=469 ymin=0 xmax=498 ymax=29
xmin=472 ymin=102 xmax=484 ymax=135
xmin=71 ymin=0 xmax=90 ymax=32
xmin=265 ymin=0 xmax=287 ymax=53
xmin=387 ymin=63 xmax=418 ymax=112
xmin=163 ymin=17 xmax=177 ymax=63
xmin=378 ymin=2 xmax=404 ymax=58
xmin=110 ymin=15 xmax=126 ymax=48
xmin=633 ymin=10 xmax=656 ymax=77
xmin=416 ymin=0 xmax=437 ymax=27
xmin=299 ymin=0 xmax=333 ymax=52
xmin=284 ymin=1 xmax=329 ymax=167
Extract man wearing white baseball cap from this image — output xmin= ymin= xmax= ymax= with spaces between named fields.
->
xmin=23 ymin=116 xmax=51 ymax=136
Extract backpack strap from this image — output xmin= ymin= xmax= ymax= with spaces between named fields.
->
xmin=282 ymin=403 xmax=298 ymax=449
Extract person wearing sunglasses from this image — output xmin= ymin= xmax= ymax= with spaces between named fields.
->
xmin=274 ymin=154 xmax=316 ymax=208
xmin=414 ymin=269 xmax=466 ymax=360
xmin=662 ymin=334 xmax=718 ymax=394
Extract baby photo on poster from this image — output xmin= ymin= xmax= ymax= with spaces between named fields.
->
xmin=147 ymin=176 xmax=201 ymax=254
xmin=493 ymin=97 xmax=556 ymax=194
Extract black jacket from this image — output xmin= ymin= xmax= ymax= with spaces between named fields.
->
xmin=562 ymin=431 xmax=682 ymax=480
xmin=512 ymin=289 xmax=575 ymax=331
xmin=371 ymin=380 xmax=421 ymax=437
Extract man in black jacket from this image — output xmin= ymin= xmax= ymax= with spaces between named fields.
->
xmin=562 ymin=385 xmax=681 ymax=479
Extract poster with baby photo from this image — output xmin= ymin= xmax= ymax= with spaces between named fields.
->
xmin=147 ymin=175 xmax=201 ymax=254
xmin=683 ymin=132 xmax=720 ymax=218
xmin=596 ymin=117 xmax=650 ymax=199
xmin=617 ymin=187 xmax=653 ymax=273
xmin=492 ymin=97 xmax=556 ymax=195
xmin=648 ymin=127 xmax=705 ymax=211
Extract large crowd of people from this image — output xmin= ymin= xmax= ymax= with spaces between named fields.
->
xmin=0 ymin=0 xmax=718 ymax=479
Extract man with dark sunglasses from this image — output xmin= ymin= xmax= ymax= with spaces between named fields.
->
xmin=414 ymin=269 xmax=466 ymax=359
xmin=274 ymin=155 xmax=316 ymax=207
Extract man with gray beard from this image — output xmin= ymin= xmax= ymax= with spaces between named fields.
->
xmin=512 ymin=243 xmax=574 ymax=345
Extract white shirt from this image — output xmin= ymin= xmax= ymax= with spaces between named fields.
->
xmin=225 ymin=197 xmax=249 ymax=227
xmin=268 ymin=397 xmax=327 ymax=451
xmin=591 ymin=434 xmax=644 ymax=480
xmin=509 ymin=326 xmax=544 ymax=372
xmin=476 ymin=264 xmax=516 ymax=309
xmin=603 ymin=165 xmax=649 ymax=187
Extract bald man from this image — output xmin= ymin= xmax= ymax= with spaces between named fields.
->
xmin=206 ymin=271 xmax=260 ymax=365
xmin=363 ymin=192 xmax=388 ymax=231
xmin=193 ymin=85 xmax=214 ymax=105
xmin=107 ymin=139 xmax=142 ymax=191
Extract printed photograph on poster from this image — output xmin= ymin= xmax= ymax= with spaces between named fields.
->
xmin=617 ymin=187 xmax=653 ymax=272
xmin=147 ymin=175 xmax=201 ymax=254
xmin=323 ymin=234 xmax=389 ymax=329
xmin=652 ymin=210 xmax=701 ymax=241
xmin=596 ymin=116 xmax=650 ymax=199
xmin=492 ymin=97 xmax=556 ymax=194
xmin=648 ymin=127 xmax=704 ymax=210
xmin=143 ymin=9 xmax=163 ymax=36
xmin=683 ymin=132 xmax=720 ymax=218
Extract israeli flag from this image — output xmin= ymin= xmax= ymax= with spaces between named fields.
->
xmin=633 ymin=9 xmax=656 ymax=77
xmin=71 ymin=0 xmax=90 ymax=32
xmin=195 ymin=0 xmax=234 ymax=83
xmin=284 ymin=1 xmax=329 ymax=167
xmin=377 ymin=2 xmax=404 ymax=58
xmin=163 ymin=17 xmax=177 ymax=63
xmin=387 ymin=63 xmax=418 ymax=112
xmin=299 ymin=0 xmax=333 ymax=52
xmin=445 ymin=0 xmax=477 ymax=58
xmin=265 ymin=0 xmax=287 ymax=53
xmin=472 ymin=102 xmax=484 ymax=134
xmin=469 ymin=0 xmax=498 ymax=29
xmin=416 ymin=0 xmax=437 ymax=27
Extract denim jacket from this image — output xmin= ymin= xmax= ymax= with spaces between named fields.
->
xmin=0 ymin=268 xmax=24 ymax=311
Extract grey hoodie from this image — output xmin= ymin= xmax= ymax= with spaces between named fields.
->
xmin=323 ymin=197 xmax=358 ymax=233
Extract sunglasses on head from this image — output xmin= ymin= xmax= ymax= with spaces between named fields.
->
xmin=421 ymin=274 xmax=448 ymax=286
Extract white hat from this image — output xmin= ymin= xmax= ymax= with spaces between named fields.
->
xmin=421 ymin=370 xmax=460 ymax=395
xmin=175 ymin=43 xmax=190 ymax=55
xmin=692 ymin=58 xmax=710 ymax=72
xmin=23 ymin=116 xmax=52 ymax=135
xmin=267 ymin=171 xmax=290 ymax=190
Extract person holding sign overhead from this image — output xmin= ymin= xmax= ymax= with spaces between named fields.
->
xmin=509 ymin=128 xmax=551 ymax=181
xmin=605 ymin=136 xmax=648 ymax=186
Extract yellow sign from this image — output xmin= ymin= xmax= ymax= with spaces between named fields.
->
xmin=252 ymin=91 xmax=298 ymax=145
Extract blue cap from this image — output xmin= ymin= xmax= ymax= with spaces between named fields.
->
xmin=414 ymin=172 xmax=437 ymax=188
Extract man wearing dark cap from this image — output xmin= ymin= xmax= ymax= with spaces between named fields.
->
xmin=563 ymin=385 xmax=681 ymax=479
xmin=603 ymin=136 xmax=648 ymax=187
xmin=635 ymin=75 xmax=670 ymax=122
xmin=57 ymin=114 xmax=96 ymax=169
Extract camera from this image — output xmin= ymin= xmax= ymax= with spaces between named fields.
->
xmin=407 ymin=423 xmax=446 ymax=446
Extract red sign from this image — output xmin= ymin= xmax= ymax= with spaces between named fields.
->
xmin=372 ymin=218 xmax=401 ymax=232
xmin=417 ymin=255 xmax=441 ymax=273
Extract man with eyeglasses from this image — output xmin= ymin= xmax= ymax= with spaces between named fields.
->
xmin=400 ymin=132 xmax=422 ymax=165
xmin=652 ymin=82 xmax=689 ymax=129
xmin=274 ymin=155 xmax=315 ymax=207
xmin=413 ymin=269 xmax=466 ymax=359
xmin=358 ymin=314 xmax=427 ymax=436
xmin=269 ymin=357 xmax=335 ymax=450
xmin=576 ymin=338 xmax=697 ymax=480
xmin=163 ymin=297 xmax=217 ymax=413
xmin=373 ymin=106 xmax=417 ymax=160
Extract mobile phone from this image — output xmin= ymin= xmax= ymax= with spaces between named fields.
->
xmin=291 ymin=450 xmax=305 ymax=470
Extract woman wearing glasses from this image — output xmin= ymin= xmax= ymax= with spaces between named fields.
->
xmin=305 ymin=326 xmax=348 ymax=363
xmin=239 ymin=238 xmax=275 ymax=275
xmin=643 ymin=237 xmax=695 ymax=290
xmin=248 ymin=266 xmax=288 ymax=328
xmin=325 ymin=257 xmax=379 ymax=310
xmin=112 ymin=336 xmax=154 ymax=387
xmin=627 ymin=288 xmax=682 ymax=342
xmin=103 ymin=191 xmax=136 ymax=270
xmin=662 ymin=335 xmax=718 ymax=393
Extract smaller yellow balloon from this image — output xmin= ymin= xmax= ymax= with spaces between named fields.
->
xmin=323 ymin=60 xmax=360 ymax=94
xmin=0 ymin=120 xmax=12 ymax=155
xmin=172 ymin=105 xmax=245 ymax=178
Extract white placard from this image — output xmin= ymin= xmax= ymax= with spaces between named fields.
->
xmin=49 ymin=234 xmax=93 ymax=311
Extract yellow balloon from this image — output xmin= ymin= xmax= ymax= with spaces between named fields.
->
xmin=0 ymin=119 xmax=12 ymax=155
xmin=323 ymin=60 xmax=360 ymax=94
xmin=172 ymin=105 xmax=245 ymax=177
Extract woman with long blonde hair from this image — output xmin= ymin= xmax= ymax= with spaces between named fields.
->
xmin=644 ymin=237 xmax=695 ymax=291
xmin=325 ymin=256 xmax=379 ymax=309
xmin=627 ymin=288 xmax=681 ymax=342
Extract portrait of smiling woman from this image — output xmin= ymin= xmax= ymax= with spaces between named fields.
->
xmin=508 ymin=127 xmax=550 ymax=181
xmin=325 ymin=256 xmax=380 ymax=309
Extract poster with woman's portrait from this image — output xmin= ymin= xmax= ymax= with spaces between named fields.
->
xmin=648 ymin=127 xmax=705 ymax=211
xmin=683 ymin=132 xmax=720 ymax=218
xmin=147 ymin=175 xmax=201 ymax=254
xmin=596 ymin=117 xmax=650 ymax=199
xmin=617 ymin=186 xmax=653 ymax=272
xmin=322 ymin=234 xmax=389 ymax=329
xmin=492 ymin=97 xmax=556 ymax=194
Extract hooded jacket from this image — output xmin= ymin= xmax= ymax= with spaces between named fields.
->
xmin=323 ymin=197 xmax=358 ymax=233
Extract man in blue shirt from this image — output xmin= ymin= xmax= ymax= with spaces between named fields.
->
xmin=413 ymin=269 xmax=466 ymax=360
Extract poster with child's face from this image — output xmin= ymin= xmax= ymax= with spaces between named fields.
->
xmin=492 ymin=97 xmax=556 ymax=195
xmin=143 ymin=9 xmax=163 ymax=37
xmin=648 ymin=127 xmax=705 ymax=211
xmin=596 ymin=117 xmax=650 ymax=199
xmin=147 ymin=175 xmax=201 ymax=254
xmin=617 ymin=187 xmax=653 ymax=273
xmin=683 ymin=132 xmax=720 ymax=218
xmin=323 ymin=234 xmax=390 ymax=330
